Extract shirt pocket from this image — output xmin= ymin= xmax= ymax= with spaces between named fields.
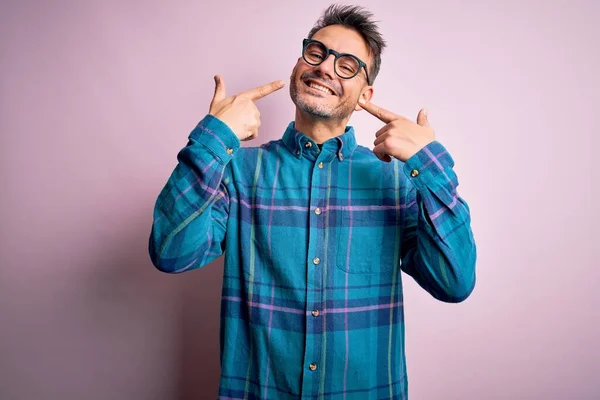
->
xmin=335 ymin=209 xmax=399 ymax=275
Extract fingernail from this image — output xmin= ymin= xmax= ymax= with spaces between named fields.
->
xmin=423 ymin=108 xmax=428 ymax=116
xmin=358 ymin=98 xmax=366 ymax=105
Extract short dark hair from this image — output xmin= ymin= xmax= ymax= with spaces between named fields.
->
xmin=307 ymin=4 xmax=386 ymax=85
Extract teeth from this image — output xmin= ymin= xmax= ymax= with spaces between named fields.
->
xmin=309 ymin=82 xmax=333 ymax=95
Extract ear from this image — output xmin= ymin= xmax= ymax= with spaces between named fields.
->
xmin=355 ymin=86 xmax=374 ymax=111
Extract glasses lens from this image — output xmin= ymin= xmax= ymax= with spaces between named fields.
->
xmin=335 ymin=55 xmax=360 ymax=78
xmin=303 ymin=42 xmax=327 ymax=65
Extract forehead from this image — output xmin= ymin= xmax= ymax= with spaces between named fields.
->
xmin=311 ymin=25 xmax=371 ymax=62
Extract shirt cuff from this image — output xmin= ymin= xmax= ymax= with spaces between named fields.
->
xmin=189 ymin=114 xmax=241 ymax=163
xmin=403 ymin=141 xmax=455 ymax=188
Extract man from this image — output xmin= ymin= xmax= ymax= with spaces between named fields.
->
xmin=149 ymin=4 xmax=476 ymax=399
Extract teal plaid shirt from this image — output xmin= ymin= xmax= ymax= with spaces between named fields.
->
xmin=149 ymin=114 xmax=477 ymax=399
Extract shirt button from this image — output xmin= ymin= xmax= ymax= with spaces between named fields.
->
xmin=410 ymin=169 xmax=419 ymax=177
xmin=339 ymin=153 xmax=344 ymax=161
xmin=226 ymin=148 xmax=233 ymax=155
xmin=311 ymin=310 xmax=320 ymax=317
xmin=314 ymin=208 xmax=321 ymax=215
xmin=318 ymin=162 xmax=324 ymax=168
xmin=305 ymin=142 xmax=312 ymax=148
xmin=309 ymin=363 xmax=318 ymax=371
xmin=313 ymin=257 xmax=320 ymax=265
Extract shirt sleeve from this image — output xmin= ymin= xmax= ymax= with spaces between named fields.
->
xmin=399 ymin=141 xmax=477 ymax=302
xmin=148 ymin=114 xmax=240 ymax=273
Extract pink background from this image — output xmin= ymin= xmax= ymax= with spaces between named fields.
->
xmin=1 ymin=0 xmax=598 ymax=399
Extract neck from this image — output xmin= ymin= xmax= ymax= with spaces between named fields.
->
xmin=294 ymin=109 xmax=350 ymax=144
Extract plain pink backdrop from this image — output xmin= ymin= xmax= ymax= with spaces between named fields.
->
xmin=1 ymin=0 xmax=597 ymax=399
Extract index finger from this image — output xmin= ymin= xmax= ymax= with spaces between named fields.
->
xmin=239 ymin=80 xmax=285 ymax=101
xmin=358 ymin=100 xmax=399 ymax=123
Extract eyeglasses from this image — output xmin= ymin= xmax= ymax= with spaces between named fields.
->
xmin=302 ymin=39 xmax=371 ymax=84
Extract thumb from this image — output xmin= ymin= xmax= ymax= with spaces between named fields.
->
xmin=417 ymin=108 xmax=430 ymax=127
xmin=211 ymin=75 xmax=227 ymax=105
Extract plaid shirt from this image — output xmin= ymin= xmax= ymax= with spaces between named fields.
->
xmin=149 ymin=114 xmax=477 ymax=399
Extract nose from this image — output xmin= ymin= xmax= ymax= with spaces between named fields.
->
xmin=314 ymin=54 xmax=336 ymax=81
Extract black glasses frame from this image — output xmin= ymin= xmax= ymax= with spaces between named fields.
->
xmin=302 ymin=39 xmax=371 ymax=84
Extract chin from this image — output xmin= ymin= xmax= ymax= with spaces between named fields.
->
xmin=300 ymin=103 xmax=337 ymax=119
xmin=291 ymin=80 xmax=345 ymax=119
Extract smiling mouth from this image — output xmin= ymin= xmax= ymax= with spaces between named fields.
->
xmin=304 ymin=80 xmax=336 ymax=96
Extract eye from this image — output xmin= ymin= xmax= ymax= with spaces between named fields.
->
xmin=339 ymin=64 xmax=357 ymax=75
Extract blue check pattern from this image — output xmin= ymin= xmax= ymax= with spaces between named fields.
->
xmin=149 ymin=114 xmax=477 ymax=399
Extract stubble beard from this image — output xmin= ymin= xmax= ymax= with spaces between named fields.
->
xmin=289 ymin=71 xmax=355 ymax=121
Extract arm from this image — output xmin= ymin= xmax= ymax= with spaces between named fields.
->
xmin=400 ymin=141 xmax=477 ymax=302
xmin=149 ymin=115 xmax=240 ymax=273
xmin=149 ymin=76 xmax=284 ymax=273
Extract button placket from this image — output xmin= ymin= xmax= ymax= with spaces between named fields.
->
xmin=300 ymin=146 xmax=326 ymax=395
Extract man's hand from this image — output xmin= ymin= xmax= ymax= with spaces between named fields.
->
xmin=209 ymin=75 xmax=285 ymax=142
xmin=358 ymin=98 xmax=435 ymax=163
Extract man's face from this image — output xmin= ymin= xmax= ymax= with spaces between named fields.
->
xmin=290 ymin=25 xmax=372 ymax=121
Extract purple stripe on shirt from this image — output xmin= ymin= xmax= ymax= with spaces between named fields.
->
xmin=198 ymin=123 xmax=228 ymax=150
xmin=324 ymin=301 xmax=404 ymax=314
xmin=430 ymin=194 xmax=459 ymax=220
xmin=173 ymin=257 xmax=198 ymax=273
xmin=230 ymin=198 xmax=307 ymax=212
xmin=229 ymin=200 xmax=412 ymax=212
xmin=222 ymin=296 xmax=306 ymax=315
xmin=423 ymin=147 xmax=455 ymax=191
xmin=222 ymin=296 xmax=403 ymax=315
xmin=154 ymin=159 xmax=221 ymax=224
xmin=195 ymin=175 xmax=228 ymax=203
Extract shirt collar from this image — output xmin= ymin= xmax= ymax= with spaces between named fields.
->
xmin=281 ymin=121 xmax=357 ymax=162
